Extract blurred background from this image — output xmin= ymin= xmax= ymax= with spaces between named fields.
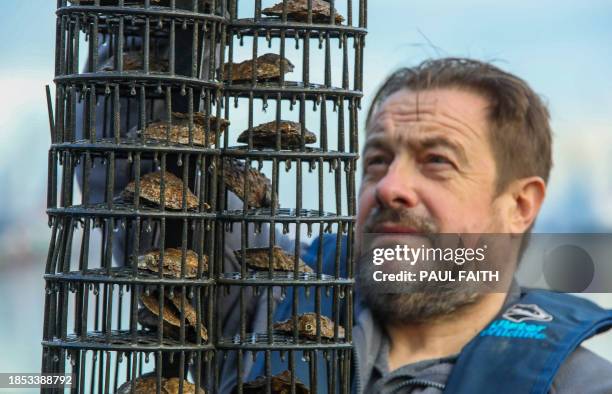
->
xmin=1 ymin=0 xmax=611 ymax=391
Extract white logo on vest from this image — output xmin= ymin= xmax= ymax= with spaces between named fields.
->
xmin=503 ymin=304 xmax=553 ymax=323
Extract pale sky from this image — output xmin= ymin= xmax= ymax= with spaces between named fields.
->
xmin=1 ymin=0 xmax=612 ymax=236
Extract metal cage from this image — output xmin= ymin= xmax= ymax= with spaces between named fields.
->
xmin=42 ymin=0 xmax=366 ymax=392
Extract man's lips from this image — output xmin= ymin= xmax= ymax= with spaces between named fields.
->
xmin=371 ymin=224 xmax=420 ymax=234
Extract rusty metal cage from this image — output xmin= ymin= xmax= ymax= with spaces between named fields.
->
xmin=42 ymin=0 xmax=366 ymax=392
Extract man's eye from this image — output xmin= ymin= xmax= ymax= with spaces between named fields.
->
xmin=364 ymin=155 xmax=389 ymax=176
xmin=424 ymin=154 xmax=453 ymax=167
xmin=365 ymin=156 xmax=389 ymax=168
xmin=368 ymin=156 xmax=386 ymax=165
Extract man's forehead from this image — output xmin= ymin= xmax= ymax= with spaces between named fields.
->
xmin=371 ymin=88 xmax=490 ymax=128
xmin=365 ymin=88 xmax=492 ymax=152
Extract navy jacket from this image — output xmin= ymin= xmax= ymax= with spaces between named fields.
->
xmin=246 ymin=234 xmax=612 ymax=394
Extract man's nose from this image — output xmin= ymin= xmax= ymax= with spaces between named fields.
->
xmin=375 ymin=161 xmax=420 ymax=210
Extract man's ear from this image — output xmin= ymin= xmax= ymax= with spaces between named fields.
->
xmin=504 ymin=176 xmax=547 ymax=233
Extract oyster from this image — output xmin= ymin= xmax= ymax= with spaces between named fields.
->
xmin=116 ymin=374 xmax=205 ymax=394
xmin=233 ymin=246 xmax=313 ymax=273
xmin=98 ymin=50 xmax=168 ymax=72
xmin=262 ymin=0 xmax=344 ymax=24
xmin=224 ymin=159 xmax=275 ymax=209
xmin=123 ymin=171 xmax=206 ymax=210
xmin=138 ymin=307 xmax=186 ymax=340
xmin=237 ymin=121 xmax=316 ymax=149
xmin=236 ymin=370 xmax=309 ymax=394
xmin=139 ymin=293 xmax=208 ymax=341
xmin=220 ymin=53 xmax=294 ymax=83
xmin=137 ymin=248 xmax=208 ymax=278
xmin=140 ymin=293 xmax=181 ymax=326
xmin=163 ymin=377 xmax=206 ymax=394
xmin=143 ymin=112 xmax=229 ymax=147
xmin=273 ymin=312 xmax=345 ymax=340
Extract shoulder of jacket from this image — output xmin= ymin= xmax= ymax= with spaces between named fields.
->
xmin=550 ymin=346 xmax=612 ymax=394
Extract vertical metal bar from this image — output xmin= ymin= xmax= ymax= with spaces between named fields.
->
xmin=113 ymin=85 xmax=121 ymax=144
xmin=194 ymin=286 xmax=203 ymax=391
xmin=78 ymin=349 xmax=87 ymax=394
xmin=46 ymin=85 xmax=56 ymax=142
xmin=100 ymin=351 xmax=111 ymax=394
xmin=329 ymin=0 xmax=337 ymax=25
xmin=57 ymin=84 xmax=66 ymax=143
xmin=236 ymin=349 xmax=243 ymax=394
xmin=113 ymin=285 xmax=122 ymax=393
xmin=342 ymin=34 xmax=349 ymax=91
xmin=165 ymin=86 xmax=173 ymax=143
xmin=144 ymin=13 xmax=150 ymax=73
xmin=88 ymin=83 xmax=97 ymax=141
xmin=362 ymin=0 xmax=367 ymax=29
xmin=72 ymin=16 xmax=80 ymax=75
xmin=306 ymin=0 xmax=313 ymax=23
xmin=91 ymin=13 xmax=99 ymax=73
xmin=170 ymin=5 xmax=176 ymax=76
xmin=139 ymin=85 xmax=146 ymax=141
xmin=250 ymin=23 xmax=259 ymax=86
xmin=337 ymin=100 xmax=345 ymax=154
xmin=65 ymin=15 xmax=73 ymax=77
xmin=76 ymin=219 xmax=90 ymax=332
xmin=55 ymin=6 xmax=63 ymax=77
xmin=48 ymin=151 xmax=57 ymax=209
xmin=192 ymin=18 xmax=199 ymax=79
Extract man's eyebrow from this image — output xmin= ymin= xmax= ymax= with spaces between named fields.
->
xmin=416 ymin=136 xmax=468 ymax=164
xmin=363 ymin=134 xmax=393 ymax=153
xmin=363 ymin=134 xmax=469 ymax=165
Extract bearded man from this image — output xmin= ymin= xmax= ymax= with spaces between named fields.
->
xmin=250 ymin=58 xmax=612 ymax=394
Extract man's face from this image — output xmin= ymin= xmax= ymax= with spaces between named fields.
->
xmin=356 ymin=87 xmax=510 ymax=323
xmin=357 ymin=87 xmax=506 ymax=237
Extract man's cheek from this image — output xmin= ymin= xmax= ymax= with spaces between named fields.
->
xmin=356 ymin=187 xmax=377 ymax=228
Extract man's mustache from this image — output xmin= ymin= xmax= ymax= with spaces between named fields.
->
xmin=362 ymin=206 xmax=438 ymax=234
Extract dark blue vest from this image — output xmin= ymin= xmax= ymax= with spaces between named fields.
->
xmin=445 ymin=289 xmax=612 ymax=393
xmin=247 ymin=234 xmax=612 ymax=394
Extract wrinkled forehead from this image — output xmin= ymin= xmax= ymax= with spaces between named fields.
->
xmin=368 ymin=88 xmax=490 ymax=136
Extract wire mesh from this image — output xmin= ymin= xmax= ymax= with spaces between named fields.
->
xmin=42 ymin=0 xmax=366 ymax=393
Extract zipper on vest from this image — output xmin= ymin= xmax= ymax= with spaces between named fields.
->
xmin=352 ymin=346 xmax=362 ymax=394
xmin=389 ymin=378 xmax=446 ymax=393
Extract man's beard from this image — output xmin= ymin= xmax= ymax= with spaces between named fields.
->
xmin=355 ymin=206 xmax=498 ymax=325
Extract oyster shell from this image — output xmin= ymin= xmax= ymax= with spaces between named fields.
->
xmin=237 ymin=121 xmax=316 ymax=149
xmin=138 ymin=307 xmax=185 ymax=339
xmin=139 ymin=292 xmax=208 ymax=341
xmin=140 ymin=293 xmax=181 ymax=327
xmin=138 ymin=304 xmax=208 ymax=343
xmin=220 ymin=53 xmax=294 ymax=83
xmin=123 ymin=171 xmax=206 ymax=210
xmin=224 ymin=159 xmax=275 ymax=209
xmin=163 ymin=377 xmax=206 ymax=394
xmin=273 ymin=312 xmax=345 ymax=340
xmin=137 ymin=248 xmax=208 ymax=278
xmin=236 ymin=370 xmax=309 ymax=394
xmin=262 ymin=0 xmax=344 ymax=24
xmin=143 ymin=112 xmax=229 ymax=147
xmin=98 ymin=50 xmax=168 ymax=72
xmin=233 ymin=246 xmax=313 ymax=273
xmin=116 ymin=374 xmax=205 ymax=394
